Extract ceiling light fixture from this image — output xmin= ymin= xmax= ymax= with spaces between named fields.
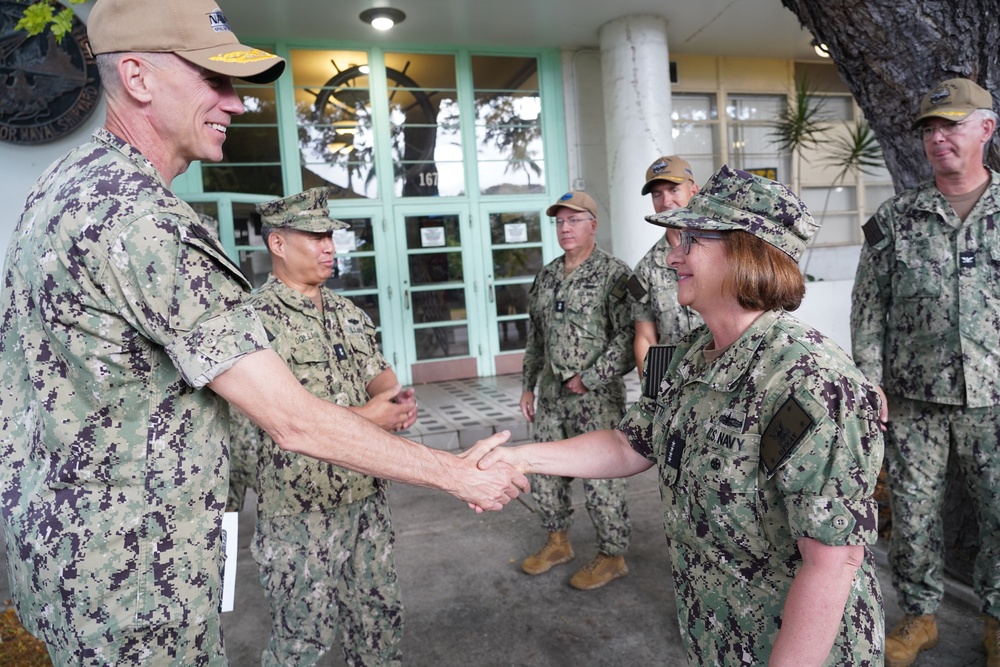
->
xmin=360 ymin=8 xmax=406 ymax=31
xmin=811 ymin=39 xmax=830 ymax=58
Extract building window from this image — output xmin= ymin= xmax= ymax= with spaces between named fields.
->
xmin=726 ymin=94 xmax=790 ymax=182
xmin=473 ymin=55 xmax=545 ymax=195
xmin=671 ymin=93 xmax=719 ymax=182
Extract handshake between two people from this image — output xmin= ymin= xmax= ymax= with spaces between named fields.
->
xmin=456 ymin=430 xmax=532 ymax=514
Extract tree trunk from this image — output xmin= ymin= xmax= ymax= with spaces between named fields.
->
xmin=779 ymin=0 xmax=996 ymax=586
xmin=779 ymin=0 xmax=1000 ymax=191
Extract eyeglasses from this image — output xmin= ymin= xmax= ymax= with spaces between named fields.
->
xmin=917 ymin=119 xmax=972 ymax=140
xmin=677 ymin=229 xmax=725 ymax=255
xmin=552 ymin=215 xmax=594 ymax=227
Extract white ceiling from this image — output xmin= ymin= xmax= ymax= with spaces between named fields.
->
xmin=224 ymin=0 xmax=823 ymax=62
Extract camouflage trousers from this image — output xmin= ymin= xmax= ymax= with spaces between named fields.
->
xmin=885 ymin=395 xmax=1000 ymax=618
xmin=251 ymin=490 xmax=403 ymax=667
xmin=530 ymin=376 xmax=631 ymax=555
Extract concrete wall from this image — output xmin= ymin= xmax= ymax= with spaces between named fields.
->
xmin=0 ymin=101 xmax=105 ymax=269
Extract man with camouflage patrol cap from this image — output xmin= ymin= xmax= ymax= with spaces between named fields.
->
xmin=0 ymin=1 xmax=526 ymax=664
xmin=851 ymin=77 xmax=1000 ymax=667
xmin=629 ymin=155 xmax=703 ymax=378
xmin=518 ymin=190 xmax=635 ymax=590
xmin=235 ymin=187 xmax=415 ymax=666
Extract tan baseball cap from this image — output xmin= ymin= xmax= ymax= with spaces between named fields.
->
xmin=913 ymin=78 xmax=993 ymax=128
xmin=641 ymin=155 xmax=695 ymax=195
xmin=87 ymin=0 xmax=285 ymax=84
xmin=545 ymin=191 xmax=597 ymax=218
xmin=256 ymin=188 xmax=348 ymax=233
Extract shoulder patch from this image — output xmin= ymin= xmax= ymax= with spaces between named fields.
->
xmin=642 ymin=345 xmax=675 ymax=398
xmin=610 ymin=273 xmax=630 ymax=300
xmin=626 ymin=274 xmax=648 ymax=300
xmin=760 ymin=395 xmax=815 ymax=477
xmin=861 ymin=218 xmax=885 ymax=247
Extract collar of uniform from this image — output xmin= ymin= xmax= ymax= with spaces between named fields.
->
xmin=92 ymin=127 xmax=168 ymax=189
xmin=677 ymin=309 xmax=782 ymax=393
xmin=263 ymin=273 xmax=327 ymax=318
xmin=651 ymin=234 xmax=673 ymax=269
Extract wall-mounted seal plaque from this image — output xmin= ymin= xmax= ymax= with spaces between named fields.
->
xmin=0 ymin=3 xmax=101 ymax=145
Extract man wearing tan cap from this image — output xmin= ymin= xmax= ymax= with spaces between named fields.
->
xmin=518 ymin=191 xmax=635 ymax=590
xmin=630 ymin=155 xmax=703 ymax=378
xmin=852 ymin=77 xmax=1000 ymax=667
xmin=0 ymin=1 xmax=526 ymax=664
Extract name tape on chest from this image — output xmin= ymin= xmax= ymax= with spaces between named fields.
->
xmin=760 ymin=395 xmax=815 ymax=476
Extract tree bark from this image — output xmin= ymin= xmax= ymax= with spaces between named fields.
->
xmin=780 ymin=0 xmax=1000 ymax=191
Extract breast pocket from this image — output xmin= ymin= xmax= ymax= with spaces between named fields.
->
xmin=682 ymin=433 xmax=771 ymax=556
xmin=894 ymin=237 xmax=943 ymax=298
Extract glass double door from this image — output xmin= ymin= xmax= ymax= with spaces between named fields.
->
xmin=388 ymin=204 xmax=542 ymax=384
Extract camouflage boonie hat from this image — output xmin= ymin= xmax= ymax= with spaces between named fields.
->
xmin=256 ymin=187 xmax=348 ymax=232
xmin=545 ymin=191 xmax=597 ymax=218
xmin=641 ymin=155 xmax=695 ymax=195
xmin=645 ymin=165 xmax=818 ymax=262
xmin=913 ymin=78 xmax=993 ymax=128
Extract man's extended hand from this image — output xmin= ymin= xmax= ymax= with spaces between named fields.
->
xmin=455 ymin=430 xmax=530 ymax=513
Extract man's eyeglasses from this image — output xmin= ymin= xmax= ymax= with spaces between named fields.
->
xmin=677 ymin=229 xmax=725 ymax=255
xmin=917 ymin=119 xmax=971 ymax=140
xmin=552 ymin=215 xmax=594 ymax=227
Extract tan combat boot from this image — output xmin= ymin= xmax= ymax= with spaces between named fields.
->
xmin=984 ymin=615 xmax=1000 ymax=667
xmin=884 ymin=614 xmax=938 ymax=667
xmin=568 ymin=553 xmax=628 ymax=590
xmin=521 ymin=530 xmax=574 ymax=575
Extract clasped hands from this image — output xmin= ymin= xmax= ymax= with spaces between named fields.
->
xmin=456 ymin=430 xmax=529 ymax=513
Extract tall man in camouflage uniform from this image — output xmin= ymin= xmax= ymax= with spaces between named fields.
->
xmin=0 ymin=1 xmax=526 ymax=664
xmin=241 ymin=188 xmax=415 ymax=666
xmin=629 ymin=155 xmax=703 ymax=378
xmin=851 ymin=77 xmax=1000 ymax=667
xmin=518 ymin=191 xmax=635 ymax=590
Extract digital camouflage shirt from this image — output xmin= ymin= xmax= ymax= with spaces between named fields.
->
xmin=243 ymin=275 xmax=389 ymax=518
xmin=620 ymin=310 xmax=884 ymax=665
xmin=851 ymin=170 xmax=1000 ymax=407
xmin=522 ymin=247 xmax=635 ymax=393
xmin=0 ymin=129 xmax=269 ymax=659
xmin=629 ymin=234 xmax=702 ymax=343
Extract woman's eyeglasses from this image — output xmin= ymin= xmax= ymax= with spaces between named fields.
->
xmin=677 ymin=229 xmax=725 ymax=254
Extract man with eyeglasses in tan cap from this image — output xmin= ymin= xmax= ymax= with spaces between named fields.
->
xmin=629 ymin=155 xmax=703 ymax=379
xmin=852 ymin=77 xmax=1000 ymax=667
xmin=0 ymin=1 xmax=526 ymax=664
xmin=518 ymin=191 xmax=635 ymax=590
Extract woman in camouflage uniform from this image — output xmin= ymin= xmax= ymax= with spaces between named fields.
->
xmin=481 ymin=166 xmax=885 ymax=665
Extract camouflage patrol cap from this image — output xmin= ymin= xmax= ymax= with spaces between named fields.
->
xmin=913 ymin=78 xmax=993 ymax=128
xmin=256 ymin=188 xmax=348 ymax=232
xmin=87 ymin=0 xmax=285 ymax=84
xmin=545 ymin=191 xmax=597 ymax=217
xmin=645 ymin=165 xmax=818 ymax=262
xmin=641 ymin=155 xmax=695 ymax=195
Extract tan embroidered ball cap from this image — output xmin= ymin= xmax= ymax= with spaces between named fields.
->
xmin=640 ymin=155 xmax=696 ymax=195
xmin=912 ymin=78 xmax=993 ymax=128
xmin=545 ymin=191 xmax=598 ymax=218
xmin=87 ymin=0 xmax=285 ymax=84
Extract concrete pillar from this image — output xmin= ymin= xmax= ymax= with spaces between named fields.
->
xmin=598 ymin=15 xmax=674 ymax=268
